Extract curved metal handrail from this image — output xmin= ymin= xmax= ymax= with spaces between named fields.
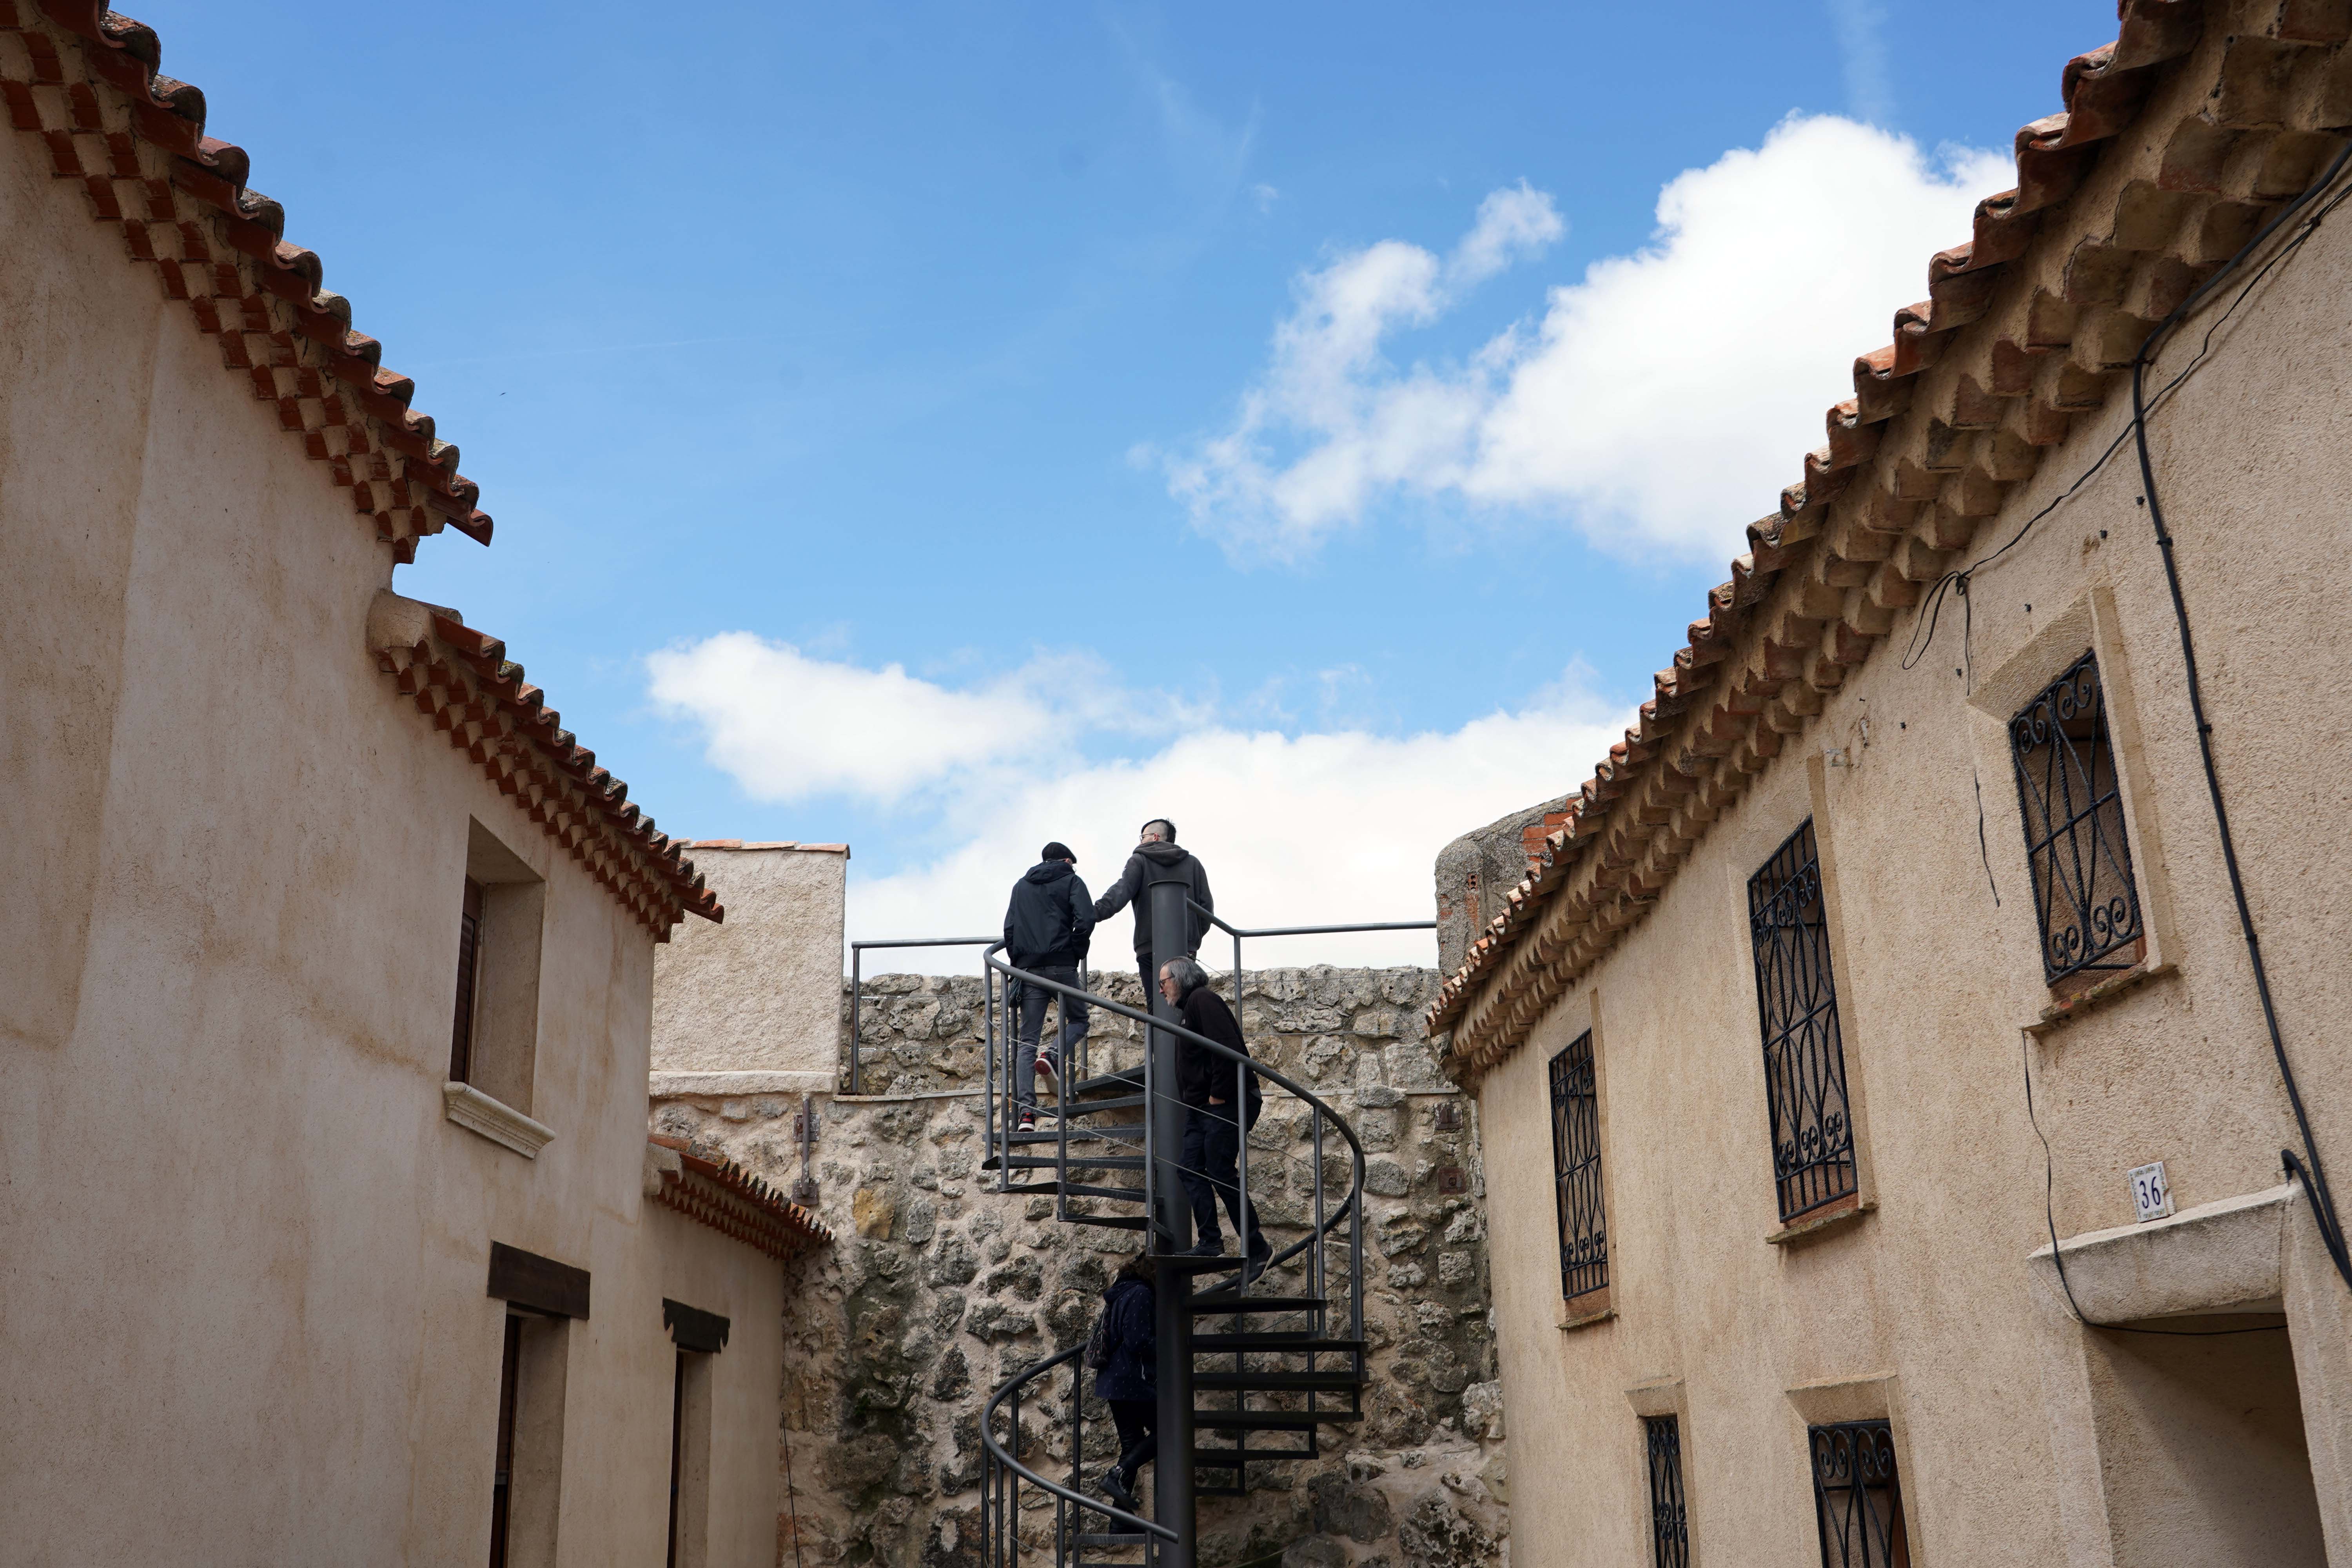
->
xmin=975 ymin=909 xmax=1416 ymax=1565
xmin=980 ymin=1343 xmax=1179 ymax=1546
xmin=981 ymin=941 xmax=1368 ymax=1284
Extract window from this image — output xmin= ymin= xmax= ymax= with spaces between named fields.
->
xmin=1748 ymin=820 xmax=1857 ymax=1223
xmin=2009 ymin=650 xmax=2145 ymax=989
xmin=1808 ymin=1421 xmax=1910 ymax=1567
xmin=490 ymin=1314 xmax=521 ymax=1568
xmin=1548 ymin=1030 xmax=1607 ymax=1307
xmin=1644 ymin=1416 xmax=1690 ymax=1568
xmin=662 ymin=1299 xmax=726 ymax=1568
xmin=484 ymin=1244 xmax=581 ymax=1566
xmin=446 ymin=821 xmax=546 ymax=1116
xmin=666 ymin=1351 xmax=713 ymax=1568
xmin=451 ymin=876 xmax=486 ymax=1082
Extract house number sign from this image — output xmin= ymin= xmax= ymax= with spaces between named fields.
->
xmin=2129 ymin=1160 xmax=2174 ymax=1223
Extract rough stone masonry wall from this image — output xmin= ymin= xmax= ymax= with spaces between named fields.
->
xmin=652 ymin=966 xmax=1509 ymax=1568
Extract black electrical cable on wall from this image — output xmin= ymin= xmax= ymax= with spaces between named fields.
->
xmin=1897 ymin=132 xmax=2352 ymax=1324
xmin=2123 ymin=134 xmax=2352 ymax=1299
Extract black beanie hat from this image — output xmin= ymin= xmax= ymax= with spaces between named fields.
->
xmin=1041 ymin=842 xmax=1076 ymax=863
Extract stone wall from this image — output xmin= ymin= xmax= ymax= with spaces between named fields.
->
xmin=651 ymin=966 xmax=1509 ymax=1567
xmin=1432 ymin=797 xmax=1568 ymax=980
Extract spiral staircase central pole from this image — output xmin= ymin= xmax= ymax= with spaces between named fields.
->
xmin=1146 ymin=869 xmax=1197 ymax=1567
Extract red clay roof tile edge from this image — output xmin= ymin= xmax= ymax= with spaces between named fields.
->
xmin=372 ymin=596 xmax=724 ymax=938
xmin=1426 ymin=0 xmax=2351 ymax=1081
xmin=2 ymin=3 xmax=492 ymax=559
xmin=649 ymin=1134 xmax=833 ymax=1254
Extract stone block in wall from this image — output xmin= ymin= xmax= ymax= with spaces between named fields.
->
xmin=651 ymin=842 xmax=846 ymax=1094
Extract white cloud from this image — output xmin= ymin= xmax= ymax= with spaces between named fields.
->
xmin=651 ymin=637 xmax=1629 ymax=967
xmin=644 ymin=635 xmax=1188 ymax=806
xmin=1826 ymin=0 xmax=1896 ymax=127
xmin=1167 ymin=115 xmax=2013 ymax=566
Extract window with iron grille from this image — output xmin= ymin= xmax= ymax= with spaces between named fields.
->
xmin=450 ymin=876 xmax=485 ymax=1082
xmin=1644 ymin=1416 xmax=1690 ymax=1568
xmin=1748 ymin=820 xmax=1857 ymax=1223
xmin=2009 ymin=650 xmax=2145 ymax=986
xmin=1548 ymin=1030 xmax=1607 ymax=1304
xmin=1809 ymin=1421 xmax=1910 ymax=1566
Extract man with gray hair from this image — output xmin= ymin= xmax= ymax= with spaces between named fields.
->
xmin=1092 ymin=818 xmax=1213 ymax=993
xmin=1160 ymin=956 xmax=1269 ymax=1280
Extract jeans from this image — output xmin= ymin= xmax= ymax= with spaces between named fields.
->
xmin=1013 ymin=964 xmax=1087 ymax=1113
xmin=1107 ymin=1397 xmax=1157 ymax=1481
xmin=1179 ymin=1098 xmax=1266 ymax=1254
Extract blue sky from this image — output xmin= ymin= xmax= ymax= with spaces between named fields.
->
xmin=142 ymin=1 xmax=2114 ymax=957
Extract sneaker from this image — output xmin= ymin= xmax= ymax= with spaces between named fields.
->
xmin=1241 ymin=1252 xmax=1272 ymax=1286
xmin=1034 ymin=1052 xmax=1057 ymax=1089
xmin=1184 ymin=1237 xmax=1225 ymax=1258
xmin=1100 ymin=1466 xmax=1138 ymax=1511
xmin=1017 ymin=1111 xmax=1037 ymax=1133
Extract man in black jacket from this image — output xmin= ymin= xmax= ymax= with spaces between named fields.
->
xmin=1159 ymin=956 xmax=1269 ymax=1281
xmin=1002 ymin=842 xmax=1094 ymax=1130
xmin=1091 ymin=818 xmax=1213 ymax=993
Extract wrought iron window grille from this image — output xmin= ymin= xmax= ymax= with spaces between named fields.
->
xmin=1548 ymin=1030 xmax=1607 ymax=1302
xmin=2009 ymin=650 xmax=2146 ymax=986
xmin=1748 ymin=820 xmax=1858 ymax=1223
xmin=1808 ymin=1420 xmax=1910 ymax=1567
xmin=1644 ymin=1416 xmax=1690 ymax=1568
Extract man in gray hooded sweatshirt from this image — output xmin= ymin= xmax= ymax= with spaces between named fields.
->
xmin=1090 ymin=818 xmax=1213 ymax=992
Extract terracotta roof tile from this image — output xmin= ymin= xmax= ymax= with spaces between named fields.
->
xmin=1 ymin=2 xmax=490 ymax=562
xmin=648 ymin=1134 xmax=832 ymax=1258
xmin=1430 ymin=0 xmax=2352 ymax=1080
xmin=370 ymin=593 xmax=723 ymax=938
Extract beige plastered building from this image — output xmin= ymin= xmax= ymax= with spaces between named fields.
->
xmin=1430 ymin=7 xmax=2352 ymax=1567
xmin=0 ymin=8 xmax=830 ymax=1563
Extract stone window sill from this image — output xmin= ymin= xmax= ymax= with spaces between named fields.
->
xmin=1557 ymin=1287 xmax=1614 ymax=1332
xmin=2024 ymin=960 xmax=2177 ymax=1037
xmin=445 ymin=1081 xmax=554 ymax=1159
xmin=1765 ymin=1194 xmax=1874 ymax=1248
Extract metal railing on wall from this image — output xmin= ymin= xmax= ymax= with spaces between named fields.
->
xmin=849 ymin=916 xmax=1435 ymax=1096
xmin=846 ymin=936 xmax=995 ymax=1095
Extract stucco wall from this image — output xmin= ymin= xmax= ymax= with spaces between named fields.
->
xmin=1459 ymin=127 xmax=2352 ymax=1568
xmin=0 ymin=123 xmax=797 ymax=1563
xmin=654 ymin=842 xmax=849 ymax=1090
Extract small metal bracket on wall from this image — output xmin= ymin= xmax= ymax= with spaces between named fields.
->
xmin=791 ymin=1096 xmax=821 ymax=1205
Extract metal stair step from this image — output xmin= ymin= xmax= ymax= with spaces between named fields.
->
xmin=1072 ymin=1069 xmax=1145 ymax=1095
xmin=1191 ymin=1437 xmax=1316 ymax=1465
xmin=1192 ymin=1369 xmax=1363 ymax=1392
xmin=998 ymin=1126 xmax=1144 ymax=1145
xmin=1068 ymin=1213 xmax=1150 ymax=1230
xmin=1002 ymin=1180 xmax=1147 ymax=1205
xmin=1187 ymin=1292 xmax=1326 ymax=1314
xmin=1060 ymin=1093 xmax=1146 ymax=1113
xmin=1189 ymin=1333 xmax=1365 ymax=1353
xmin=983 ymin=1154 xmax=1145 ymax=1172
xmin=1191 ymin=1408 xmax=1362 ymax=1432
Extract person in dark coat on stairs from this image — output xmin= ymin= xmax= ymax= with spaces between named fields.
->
xmin=1001 ymin=841 xmax=1094 ymax=1131
xmin=1160 ymin=956 xmax=1270 ymax=1282
xmin=1090 ymin=818 xmax=1212 ymax=993
xmin=1094 ymin=1252 xmax=1158 ymax=1511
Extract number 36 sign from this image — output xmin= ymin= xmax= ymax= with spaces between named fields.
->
xmin=2129 ymin=1160 xmax=2174 ymax=1223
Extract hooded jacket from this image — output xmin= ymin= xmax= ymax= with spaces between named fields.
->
xmin=1176 ymin=979 xmax=1259 ymax=1109
xmin=1003 ymin=860 xmax=1095 ymax=969
xmin=1092 ymin=1269 xmax=1156 ymax=1403
xmin=1091 ymin=841 xmax=1213 ymax=956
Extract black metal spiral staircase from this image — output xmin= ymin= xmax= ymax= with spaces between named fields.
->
xmin=967 ymin=875 xmax=1430 ymax=1568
